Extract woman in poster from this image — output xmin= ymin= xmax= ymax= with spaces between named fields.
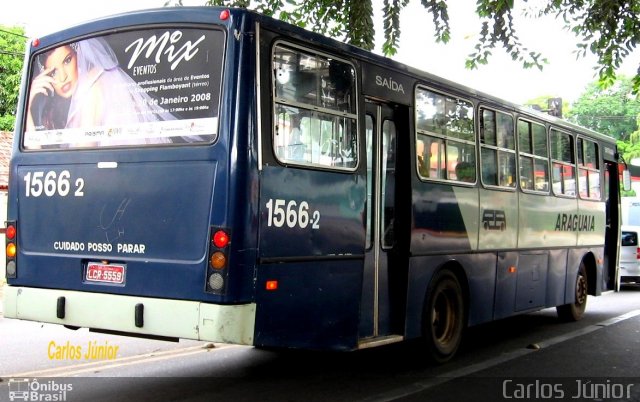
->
xmin=26 ymin=37 xmax=176 ymax=146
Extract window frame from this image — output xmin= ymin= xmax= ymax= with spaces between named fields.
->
xmin=549 ymin=127 xmax=577 ymax=198
xmin=479 ymin=106 xmax=516 ymax=191
xmin=415 ymin=84 xmax=477 ymax=185
xmin=271 ymin=40 xmax=359 ymax=172
xmin=517 ymin=117 xmax=550 ymax=195
xmin=577 ymin=136 xmax=602 ymax=201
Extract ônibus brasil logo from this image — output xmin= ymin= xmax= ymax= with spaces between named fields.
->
xmin=7 ymin=378 xmax=73 ymax=401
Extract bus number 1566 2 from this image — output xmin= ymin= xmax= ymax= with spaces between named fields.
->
xmin=24 ymin=170 xmax=85 ymax=198
xmin=265 ymin=199 xmax=320 ymax=229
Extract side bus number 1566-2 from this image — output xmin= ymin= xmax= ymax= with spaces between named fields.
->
xmin=265 ymin=198 xmax=320 ymax=229
xmin=24 ymin=170 xmax=85 ymax=198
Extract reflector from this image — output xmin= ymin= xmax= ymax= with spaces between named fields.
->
xmin=209 ymin=273 xmax=224 ymax=290
xmin=6 ymin=260 xmax=16 ymax=277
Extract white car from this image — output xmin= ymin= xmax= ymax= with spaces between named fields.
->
xmin=619 ymin=225 xmax=640 ymax=286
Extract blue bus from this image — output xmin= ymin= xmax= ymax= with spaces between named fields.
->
xmin=3 ymin=6 xmax=624 ymax=362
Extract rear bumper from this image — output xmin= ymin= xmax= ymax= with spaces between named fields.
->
xmin=2 ymin=285 xmax=256 ymax=345
xmin=620 ymin=276 xmax=640 ymax=284
xmin=619 ymin=264 xmax=640 ymax=278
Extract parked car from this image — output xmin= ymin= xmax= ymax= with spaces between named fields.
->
xmin=619 ymin=225 xmax=640 ymax=287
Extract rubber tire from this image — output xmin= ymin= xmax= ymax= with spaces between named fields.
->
xmin=422 ymin=269 xmax=465 ymax=364
xmin=557 ymin=263 xmax=588 ymax=322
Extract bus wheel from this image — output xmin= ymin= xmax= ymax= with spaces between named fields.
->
xmin=422 ymin=270 xmax=465 ymax=363
xmin=557 ymin=263 xmax=588 ymax=321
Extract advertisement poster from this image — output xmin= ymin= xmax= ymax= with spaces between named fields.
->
xmin=24 ymin=28 xmax=224 ymax=149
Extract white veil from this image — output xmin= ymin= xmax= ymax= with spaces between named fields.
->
xmin=66 ymin=37 xmax=175 ymax=144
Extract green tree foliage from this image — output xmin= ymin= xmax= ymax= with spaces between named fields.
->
xmin=188 ymin=0 xmax=376 ymax=50
xmin=617 ymin=136 xmax=640 ymax=164
xmin=567 ymin=76 xmax=640 ymax=141
xmin=541 ymin=0 xmax=640 ymax=92
xmin=617 ymin=134 xmax=640 ymax=197
xmin=0 ymin=25 xmax=26 ymax=132
xmin=175 ymin=0 xmax=640 ymax=94
xmin=617 ymin=115 xmax=640 ymax=171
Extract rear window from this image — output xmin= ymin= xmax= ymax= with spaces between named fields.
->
xmin=24 ymin=28 xmax=224 ymax=149
xmin=622 ymin=231 xmax=638 ymax=247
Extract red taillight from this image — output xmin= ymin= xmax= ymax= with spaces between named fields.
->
xmin=636 ymin=247 xmax=640 ymax=259
xmin=5 ymin=220 xmax=17 ymax=278
xmin=213 ymin=230 xmax=230 ymax=248
xmin=32 ymin=38 xmax=40 ymax=47
xmin=6 ymin=225 xmax=16 ymax=240
xmin=220 ymin=9 xmax=230 ymax=21
xmin=206 ymin=227 xmax=231 ymax=294
xmin=266 ymin=280 xmax=278 ymax=291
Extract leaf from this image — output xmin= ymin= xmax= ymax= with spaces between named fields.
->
xmin=0 ymin=25 xmax=25 ymax=120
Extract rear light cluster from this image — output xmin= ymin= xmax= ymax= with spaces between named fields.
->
xmin=636 ymin=247 xmax=640 ymax=260
xmin=5 ymin=221 xmax=17 ymax=278
xmin=206 ymin=227 xmax=231 ymax=294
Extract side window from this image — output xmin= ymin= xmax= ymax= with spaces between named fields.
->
xmin=577 ymin=138 xmax=601 ymax=200
xmin=480 ymin=108 xmax=515 ymax=188
xmin=415 ymin=87 xmax=476 ymax=183
xmin=272 ymin=44 xmax=357 ymax=169
xmin=622 ymin=231 xmax=638 ymax=247
xmin=382 ymin=120 xmax=396 ymax=249
xmin=518 ymin=119 xmax=549 ymax=192
xmin=550 ymin=128 xmax=576 ymax=197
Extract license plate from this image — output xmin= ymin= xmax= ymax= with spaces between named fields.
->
xmin=85 ymin=262 xmax=126 ymax=284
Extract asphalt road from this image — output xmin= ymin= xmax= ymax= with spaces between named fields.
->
xmin=1 ymin=287 xmax=640 ymax=402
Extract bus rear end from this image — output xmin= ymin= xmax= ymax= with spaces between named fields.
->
xmin=3 ymin=8 xmax=257 ymax=344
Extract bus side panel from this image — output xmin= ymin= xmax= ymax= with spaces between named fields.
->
xmin=258 ymin=166 xmax=365 ymax=258
xmin=255 ymin=164 xmax=365 ymax=350
xmin=478 ymin=189 xmax=517 ymax=250
xmin=546 ymin=249 xmax=570 ymax=308
xmin=514 ymin=252 xmax=549 ymax=311
xmin=404 ymin=253 xmax=496 ymax=339
xmin=411 ymin=183 xmax=478 ymax=254
xmin=519 ymin=193 xmax=578 ymax=248
xmin=493 ymin=251 xmax=519 ymax=320
xmin=254 ymin=260 xmax=362 ymax=350
xmin=577 ymin=198 xmax=606 ymax=246
xmin=494 ymin=249 xmax=568 ymax=319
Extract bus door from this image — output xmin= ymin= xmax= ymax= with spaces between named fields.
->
xmin=359 ymin=100 xmax=404 ymax=344
xmin=604 ymin=160 xmax=621 ymax=290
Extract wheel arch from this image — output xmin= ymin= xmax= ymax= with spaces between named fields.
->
xmin=436 ymin=260 xmax=470 ymax=322
xmin=406 ymin=255 xmax=488 ymax=340
xmin=420 ymin=260 xmax=469 ymax=363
